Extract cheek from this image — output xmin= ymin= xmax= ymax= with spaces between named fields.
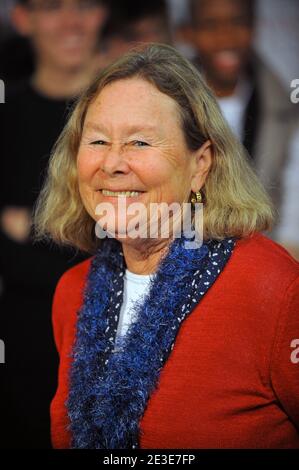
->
xmin=239 ymin=29 xmax=253 ymax=48
xmin=157 ymin=162 xmax=192 ymax=200
xmin=82 ymin=13 xmax=105 ymax=37
xmin=131 ymin=153 xmax=189 ymax=195
xmin=76 ymin=154 xmax=96 ymax=215
xmin=193 ymin=33 xmax=214 ymax=53
xmin=34 ymin=16 xmax=60 ymax=36
xmin=131 ymin=158 xmax=171 ymax=188
xmin=77 ymin=149 xmax=98 ymax=184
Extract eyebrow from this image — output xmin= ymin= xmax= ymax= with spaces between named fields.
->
xmin=84 ymin=121 xmax=159 ymax=135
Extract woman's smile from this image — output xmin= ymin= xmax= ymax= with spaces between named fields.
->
xmin=96 ymin=189 xmax=148 ymax=203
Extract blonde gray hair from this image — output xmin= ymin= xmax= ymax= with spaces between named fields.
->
xmin=34 ymin=43 xmax=274 ymax=253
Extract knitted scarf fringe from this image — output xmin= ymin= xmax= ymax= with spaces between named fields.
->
xmin=67 ymin=235 xmax=235 ymax=448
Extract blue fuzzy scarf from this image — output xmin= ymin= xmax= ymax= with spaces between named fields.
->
xmin=67 ymin=235 xmax=236 ymax=448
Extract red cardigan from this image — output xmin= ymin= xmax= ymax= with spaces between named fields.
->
xmin=51 ymin=233 xmax=299 ymax=448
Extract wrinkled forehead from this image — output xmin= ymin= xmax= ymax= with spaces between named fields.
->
xmin=83 ymin=78 xmax=183 ymax=131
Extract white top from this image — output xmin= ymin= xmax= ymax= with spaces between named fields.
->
xmin=218 ymin=80 xmax=252 ymax=141
xmin=115 ymin=269 xmax=154 ymax=344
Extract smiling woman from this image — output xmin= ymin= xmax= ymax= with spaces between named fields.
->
xmin=34 ymin=44 xmax=299 ymax=449
xmin=34 ymin=43 xmax=273 ymax=254
xmin=76 ymin=76 xmax=211 ymax=248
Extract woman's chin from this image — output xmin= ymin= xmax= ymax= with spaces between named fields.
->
xmin=95 ymin=214 xmax=150 ymax=240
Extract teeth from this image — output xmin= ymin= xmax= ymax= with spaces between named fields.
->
xmin=102 ymin=190 xmax=141 ymax=197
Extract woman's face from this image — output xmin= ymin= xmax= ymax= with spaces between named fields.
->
xmin=77 ymin=77 xmax=211 ymax=242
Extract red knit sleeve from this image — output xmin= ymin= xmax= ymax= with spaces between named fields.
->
xmin=51 ymin=258 xmax=91 ymax=354
xmin=271 ymin=275 xmax=299 ymax=429
xmin=50 ymin=258 xmax=91 ymax=448
xmin=52 ymin=274 xmax=66 ymax=355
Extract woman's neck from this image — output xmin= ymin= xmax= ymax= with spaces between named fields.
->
xmin=122 ymin=239 xmax=171 ymax=275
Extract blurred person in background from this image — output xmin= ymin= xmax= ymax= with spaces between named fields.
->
xmin=97 ymin=0 xmax=172 ymax=68
xmin=184 ymin=0 xmax=298 ymax=242
xmin=0 ymin=0 xmax=32 ymax=84
xmin=0 ymin=1 xmax=15 ymax=41
xmin=0 ymin=0 xmax=36 ymax=85
xmin=0 ymin=0 xmax=108 ymax=449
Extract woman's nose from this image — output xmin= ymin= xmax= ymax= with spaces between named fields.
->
xmin=100 ymin=146 xmax=130 ymax=177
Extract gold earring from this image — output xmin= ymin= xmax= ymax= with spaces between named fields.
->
xmin=190 ymin=190 xmax=203 ymax=205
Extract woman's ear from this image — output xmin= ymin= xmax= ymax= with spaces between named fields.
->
xmin=190 ymin=139 xmax=213 ymax=192
xmin=11 ymin=5 xmax=32 ymax=37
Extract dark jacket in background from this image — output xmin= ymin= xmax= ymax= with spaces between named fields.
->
xmin=0 ymin=82 xmax=87 ymax=449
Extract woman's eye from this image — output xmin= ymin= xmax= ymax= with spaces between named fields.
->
xmin=132 ymin=140 xmax=149 ymax=147
xmin=90 ymin=140 xmax=106 ymax=145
